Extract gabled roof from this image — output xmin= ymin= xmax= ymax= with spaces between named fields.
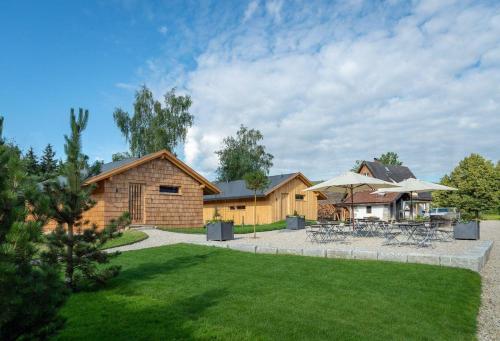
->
xmin=358 ymin=160 xmax=431 ymax=201
xmin=361 ymin=160 xmax=416 ymax=183
xmin=84 ymin=150 xmax=220 ymax=195
xmin=204 ymin=172 xmax=326 ymax=202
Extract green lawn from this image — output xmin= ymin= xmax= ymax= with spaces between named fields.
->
xmin=100 ymin=230 xmax=149 ymax=250
xmin=481 ymin=213 xmax=500 ymax=220
xmin=55 ymin=244 xmax=481 ymax=340
xmin=159 ymin=220 xmax=314 ymax=234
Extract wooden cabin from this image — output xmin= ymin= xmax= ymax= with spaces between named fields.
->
xmin=44 ymin=150 xmax=220 ymax=231
xmin=203 ymin=173 xmax=326 ymax=225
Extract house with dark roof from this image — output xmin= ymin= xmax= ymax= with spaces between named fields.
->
xmin=351 ymin=159 xmax=431 ymax=220
xmin=203 ymin=173 xmax=326 ymax=225
xmin=44 ymin=150 xmax=220 ymax=231
xmin=318 ymin=159 xmax=432 ymax=221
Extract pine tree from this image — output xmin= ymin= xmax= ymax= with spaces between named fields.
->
xmin=42 ymin=109 xmax=129 ymax=290
xmin=0 ymin=116 xmax=67 ymax=340
xmin=40 ymin=143 xmax=58 ymax=177
xmin=24 ymin=146 xmax=40 ymax=176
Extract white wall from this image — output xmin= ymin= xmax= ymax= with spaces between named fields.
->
xmin=354 ymin=205 xmax=390 ymax=220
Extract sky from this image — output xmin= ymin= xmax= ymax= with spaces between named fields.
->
xmin=1 ymin=0 xmax=499 ymax=182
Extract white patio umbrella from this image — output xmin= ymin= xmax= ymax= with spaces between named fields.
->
xmin=304 ymin=172 xmax=401 ymax=228
xmin=372 ymin=178 xmax=457 ymax=219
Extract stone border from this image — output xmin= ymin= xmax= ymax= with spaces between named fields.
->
xmin=191 ymin=240 xmax=494 ymax=272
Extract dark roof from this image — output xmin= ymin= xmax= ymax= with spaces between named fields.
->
xmin=99 ymin=157 xmax=138 ymax=174
xmin=204 ymin=173 xmax=297 ymax=202
xmin=360 ymin=160 xmax=431 ymax=201
xmin=362 ymin=161 xmax=415 ymax=183
xmin=318 ymin=192 xmax=346 ymax=204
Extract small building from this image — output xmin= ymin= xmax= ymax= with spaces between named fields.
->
xmin=351 ymin=159 xmax=431 ymax=220
xmin=45 ymin=150 xmax=220 ymax=231
xmin=203 ymin=173 xmax=326 ymax=225
xmin=318 ymin=159 xmax=432 ymax=221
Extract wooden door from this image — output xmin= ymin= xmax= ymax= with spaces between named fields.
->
xmin=129 ymin=183 xmax=144 ymax=224
xmin=280 ymin=193 xmax=289 ymax=220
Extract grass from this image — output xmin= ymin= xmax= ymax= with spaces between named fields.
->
xmin=100 ymin=230 xmax=149 ymax=250
xmin=55 ymin=244 xmax=481 ymax=340
xmin=481 ymin=213 xmax=500 ymax=220
xmin=158 ymin=220 xmax=314 ymax=234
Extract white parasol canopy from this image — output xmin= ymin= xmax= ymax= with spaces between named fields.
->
xmin=304 ymin=172 xmax=401 ymax=227
xmin=372 ymin=178 xmax=457 ymax=219
xmin=372 ymin=178 xmax=457 ymax=194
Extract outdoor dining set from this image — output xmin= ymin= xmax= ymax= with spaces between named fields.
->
xmin=305 ymin=219 xmax=454 ymax=248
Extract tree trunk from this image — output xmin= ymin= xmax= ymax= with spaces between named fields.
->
xmin=253 ymin=191 xmax=257 ymax=238
xmin=66 ymin=222 xmax=74 ymax=289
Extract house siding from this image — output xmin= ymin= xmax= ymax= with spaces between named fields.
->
xmin=43 ymin=156 xmax=206 ymax=231
xmin=203 ymin=177 xmax=319 ymax=225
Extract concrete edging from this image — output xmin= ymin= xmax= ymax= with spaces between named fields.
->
xmin=203 ymin=240 xmax=494 ymax=273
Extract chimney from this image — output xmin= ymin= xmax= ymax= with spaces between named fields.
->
xmin=373 ymin=158 xmax=380 ymax=162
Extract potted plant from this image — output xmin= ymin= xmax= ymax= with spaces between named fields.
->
xmin=453 ymin=219 xmax=480 ymax=240
xmin=286 ymin=211 xmax=306 ymax=230
xmin=206 ymin=208 xmax=234 ymax=241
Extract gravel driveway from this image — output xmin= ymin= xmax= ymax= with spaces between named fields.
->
xmin=477 ymin=221 xmax=500 ymax=341
xmin=110 ymin=221 xmax=499 ymax=339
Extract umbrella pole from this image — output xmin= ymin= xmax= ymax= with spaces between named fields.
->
xmin=351 ymin=186 xmax=355 ymax=230
xmin=410 ymin=191 xmax=414 ymax=220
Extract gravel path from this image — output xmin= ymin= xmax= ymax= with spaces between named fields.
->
xmin=109 ymin=221 xmax=499 ymax=339
xmin=477 ymin=221 xmax=500 ymax=341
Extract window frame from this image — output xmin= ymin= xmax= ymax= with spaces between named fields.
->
xmin=159 ymin=185 xmax=181 ymax=195
xmin=295 ymin=194 xmax=305 ymax=201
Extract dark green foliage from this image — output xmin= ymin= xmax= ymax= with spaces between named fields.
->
xmin=0 ymin=116 xmax=67 ymax=340
xmin=56 ymin=244 xmax=481 ymax=340
xmin=433 ymin=153 xmax=500 ymax=220
xmin=43 ymin=213 xmax=130 ymax=291
xmin=40 ymin=143 xmax=58 ymax=176
xmin=351 ymin=159 xmax=362 ymax=172
xmin=24 ymin=146 xmax=40 ymax=176
xmin=377 ymin=151 xmax=403 ymax=165
xmin=244 ymin=170 xmax=270 ymax=193
xmin=41 ymin=109 xmax=129 ymax=290
xmin=113 ymin=85 xmax=193 ymax=157
xmin=112 ymin=151 xmax=132 ymax=161
xmin=216 ymin=125 xmax=274 ymax=181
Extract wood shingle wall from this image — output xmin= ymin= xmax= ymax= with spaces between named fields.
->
xmin=203 ymin=176 xmax=319 ymax=225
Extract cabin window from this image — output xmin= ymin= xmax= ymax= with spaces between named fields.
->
xmin=229 ymin=206 xmax=236 ymax=210
xmin=236 ymin=205 xmax=246 ymax=210
xmin=159 ymin=185 xmax=180 ymax=194
xmin=366 ymin=206 xmax=372 ymax=214
xmin=295 ymin=194 xmax=305 ymax=200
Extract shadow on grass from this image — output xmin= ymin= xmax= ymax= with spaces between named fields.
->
xmin=60 ymin=287 xmax=229 ymax=340
xmin=107 ymin=252 xmax=215 ymax=289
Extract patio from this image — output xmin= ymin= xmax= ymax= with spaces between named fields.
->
xmin=109 ymin=222 xmax=495 ymax=272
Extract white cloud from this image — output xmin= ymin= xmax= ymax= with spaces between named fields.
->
xmin=243 ymin=0 xmax=259 ymax=22
xmin=158 ymin=25 xmax=168 ymax=35
xmin=265 ymin=0 xmax=283 ymax=23
xmin=140 ymin=1 xmax=500 ymax=181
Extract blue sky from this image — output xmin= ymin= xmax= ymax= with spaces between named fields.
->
xmin=1 ymin=0 xmax=499 ymax=181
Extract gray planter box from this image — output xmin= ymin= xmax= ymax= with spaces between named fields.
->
xmin=286 ymin=216 xmax=306 ymax=230
xmin=454 ymin=221 xmax=480 ymax=240
xmin=206 ymin=221 xmax=234 ymax=241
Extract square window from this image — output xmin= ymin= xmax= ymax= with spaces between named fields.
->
xmin=159 ymin=186 xmax=179 ymax=194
